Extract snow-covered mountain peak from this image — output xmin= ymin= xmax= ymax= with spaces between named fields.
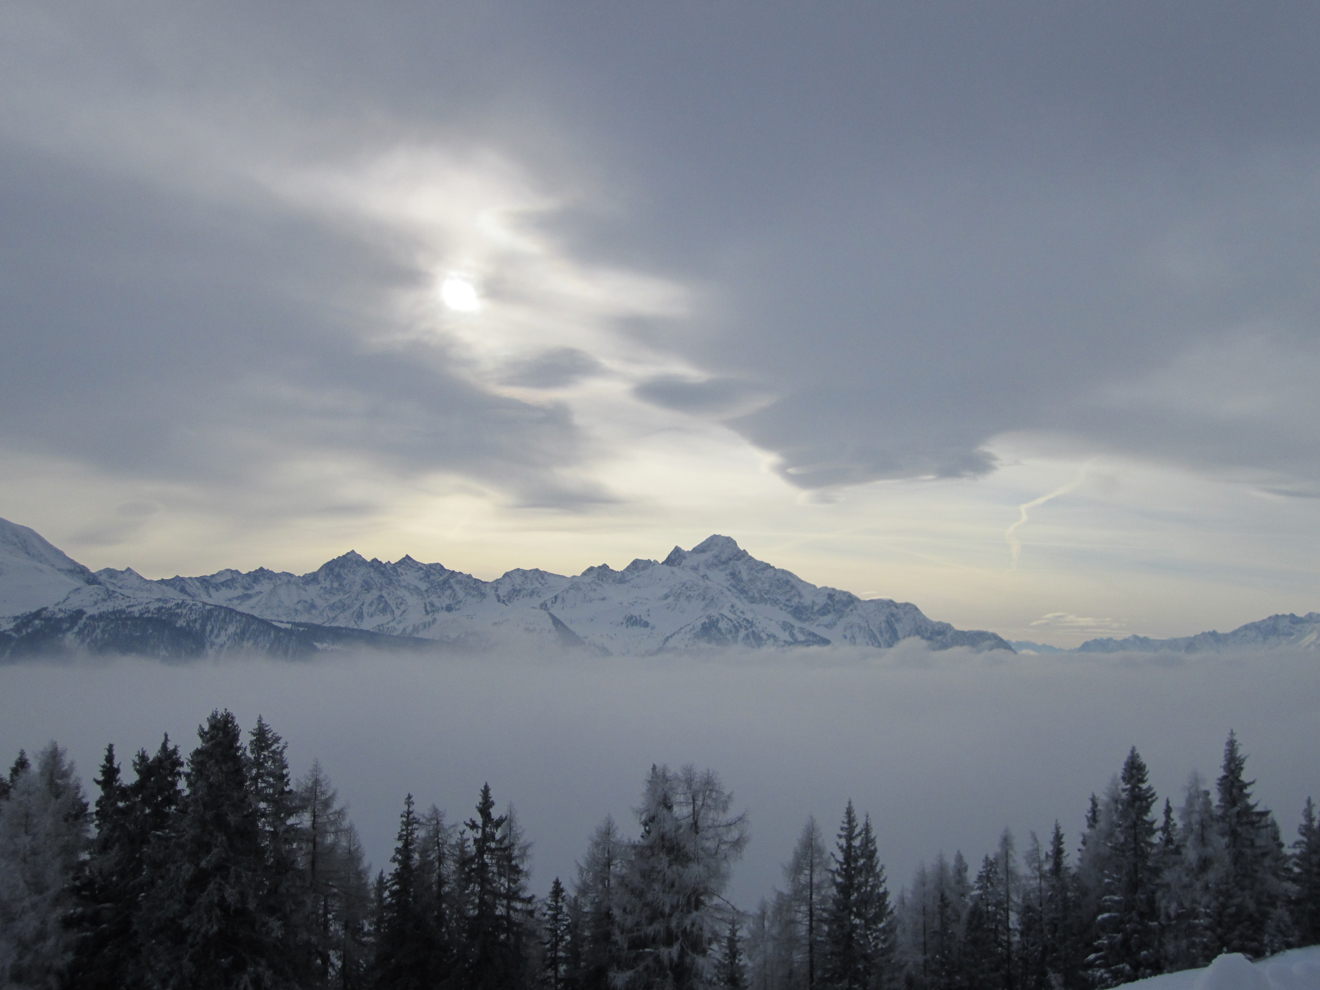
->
xmin=662 ymin=535 xmax=746 ymax=570
xmin=323 ymin=550 xmax=369 ymax=568
xmin=686 ymin=534 xmax=746 ymax=563
xmin=0 ymin=516 xmax=99 ymax=617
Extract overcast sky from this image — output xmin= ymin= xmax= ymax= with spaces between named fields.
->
xmin=3 ymin=2 xmax=1319 ymax=644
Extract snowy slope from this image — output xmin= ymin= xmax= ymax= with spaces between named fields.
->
xmin=1115 ymin=947 xmax=1320 ymax=990
xmin=0 ymin=517 xmax=101 ymax=617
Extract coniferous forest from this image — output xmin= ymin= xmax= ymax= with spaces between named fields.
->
xmin=0 ymin=712 xmax=1317 ymax=990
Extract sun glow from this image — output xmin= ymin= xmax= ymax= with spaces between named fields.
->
xmin=440 ymin=274 xmax=481 ymax=312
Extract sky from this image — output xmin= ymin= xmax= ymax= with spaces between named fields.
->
xmin=3 ymin=1 xmax=1320 ymax=645
xmin=1 ymin=647 xmax=1317 ymax=907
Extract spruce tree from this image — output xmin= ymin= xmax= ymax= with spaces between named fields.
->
xmin=1292 ymin=797 xmax=1320 ymax=946
xmin=64 ymin=743 xmax=137 ymax=990
xmin=542 ymin=877 xmax=572 ymax=990
xmin=719 ymin=916 xmax=748 ymax=990
xmin=855 ymin=815 xmax=895 ymax=990
xmin=461 ymin=783 xmax=535 ymax=990
xmin=373 ymin=793 xmax=433 ymax=990
xmin=139 ymin=710 xmax=278 ymax=990
xmin=248 ymin=716 xmax=312 ymax=987
xmin=962 ymin=853 xmax=1008 ymax=990
xmin=824 ymin=802 xmax=865 ymax=990
xmin=1042 ymin=823 xmax=1083 ymax=990
xmin=1086 ymin=748 xmax=1160 ymax=988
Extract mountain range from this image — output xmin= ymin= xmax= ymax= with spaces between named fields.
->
xmin=1012 ymin=611 xmax=1320 ymax=655
xmin=0 ymin=517 xmax=1011 ymax=659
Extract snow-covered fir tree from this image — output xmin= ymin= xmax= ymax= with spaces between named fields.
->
xmin=1086 ymin=748 xmax=1161 ymax=988
xmin=1293 ymin=797 xmax=1320 ymax=946
xmin=1210 ymin=732 xmax=1292 ymax=958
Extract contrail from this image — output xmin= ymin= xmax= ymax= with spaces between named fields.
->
xmin=1006 ymin=465 xmax=1091 ymax=569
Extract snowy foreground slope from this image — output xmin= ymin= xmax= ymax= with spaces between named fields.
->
xmin=1116 ymin=947 xmax=1320 ymax=990
xmin=0 ymin=517 xmax=1010 ymax=658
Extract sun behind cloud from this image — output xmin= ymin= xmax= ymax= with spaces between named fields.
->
xmin=440 ymin=273 xmax=481 ymax=313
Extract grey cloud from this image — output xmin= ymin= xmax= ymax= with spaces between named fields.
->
xmin=632 ymin=375 xmax=766 ymax=418
xmin=6 ymin=0 xmax=1320 ymax=503
xmin=498 ymin=348 xmax=606 ymax=389
xmin=0 ymin=139 xmax=594 ymax=510
xmin=510 ymin=5 xmax=1320 ymax=489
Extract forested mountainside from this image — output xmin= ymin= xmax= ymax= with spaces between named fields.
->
xmin=2 ymin=718 xmax=1317 ymax=990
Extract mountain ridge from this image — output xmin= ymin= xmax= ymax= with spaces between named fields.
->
xmin=0 ymin=517 xmax=1010 ymax=658
xmin=1010 ymin=610 xmax=1320 ymax=655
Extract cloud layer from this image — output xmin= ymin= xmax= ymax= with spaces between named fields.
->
xmin=1 ymin=646 xmax=1316 ymax=908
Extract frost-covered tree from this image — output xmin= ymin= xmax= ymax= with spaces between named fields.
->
xmin=1156 ymin=774 xmax=1221 ymax=971
xmin=575 ymin=815 xmax=626 ymax=990
xmin=778 ymin=816 xmax=830 ymax=990
xmin=614 ymin=764 xmax=749 ymax=990
xmin=745 ymin=900 xmax=773 ymax=990
xmin=1017 ymin=833 xmax=1049 ymax=990
xmin=896 ymin=853 xmax=966 ymax=990
xmin=295 ymin=762 xmax=371 ymax=989
xmin=0 ymin=741 xmax=88 ymax=990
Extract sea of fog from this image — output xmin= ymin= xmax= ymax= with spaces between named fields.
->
xmin=1 ymin=644 xmax=1316 ymax=909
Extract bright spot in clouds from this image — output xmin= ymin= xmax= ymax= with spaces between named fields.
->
xmin=441 ymin=274 xmax=481 ymax=312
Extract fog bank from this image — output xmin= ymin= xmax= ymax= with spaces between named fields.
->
xmin=1 ymin=644 xmax=1315 ymax=907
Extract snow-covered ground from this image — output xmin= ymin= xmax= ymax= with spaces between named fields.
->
xmin=1118 ymin=948 xmax=1320 ymax=990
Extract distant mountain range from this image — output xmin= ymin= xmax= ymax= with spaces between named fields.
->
xmin=0 ymin=518 xmax=1011 ymax=659
xmin=1011 ymin=611 xmax=1320 ymax=655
